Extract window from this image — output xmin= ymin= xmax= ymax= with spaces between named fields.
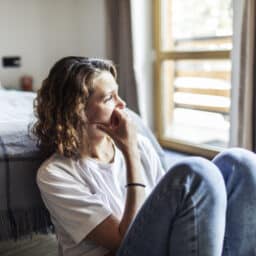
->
xmin=153 ymin=0 xmax=233 ymax=157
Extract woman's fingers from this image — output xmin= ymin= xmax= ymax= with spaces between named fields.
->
xmin=110 ymin=108 xmax=130 ymax=127
xmin=110 ymin=112 xmax=120 ymax=129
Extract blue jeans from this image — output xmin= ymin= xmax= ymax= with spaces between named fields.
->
xmin=117 ymin=148 xmax=256 ymax=256
xmin=213 ymin=148 xmax=256 ymax=256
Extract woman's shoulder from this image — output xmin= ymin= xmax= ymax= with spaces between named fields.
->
xmin=37 ymin=153 xmax=80 ymax=184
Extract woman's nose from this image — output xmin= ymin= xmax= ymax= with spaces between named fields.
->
xmin=116 ymin=96 xmax=126 ymax=109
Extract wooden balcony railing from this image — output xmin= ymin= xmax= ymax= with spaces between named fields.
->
xmin=172 ymin=36 xmax=232 ymax=115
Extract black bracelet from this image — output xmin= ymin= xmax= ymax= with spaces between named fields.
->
xmin=125 ymin=183 xmax=146 ymax=188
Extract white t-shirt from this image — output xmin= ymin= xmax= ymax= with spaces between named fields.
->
xmin=37 ymin=135 xmax=165 ymax=256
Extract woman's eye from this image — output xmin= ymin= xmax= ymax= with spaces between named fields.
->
xmin=104 ymin=95 xmax=113 ymax=102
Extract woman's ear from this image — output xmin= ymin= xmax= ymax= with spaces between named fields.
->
xmin=75 ymin=101 xmax=89 ymax=126
xmin=83 ymin=110 xmax=90 ymax=124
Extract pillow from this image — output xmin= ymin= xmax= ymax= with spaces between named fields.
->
xmin=126 ymin=108 xmax=168 ymax=171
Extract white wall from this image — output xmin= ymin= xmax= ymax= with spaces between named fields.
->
xmin=0 ymin=0 xmax=107 ymax=90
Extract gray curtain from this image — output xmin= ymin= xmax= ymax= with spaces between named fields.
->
xmin=105 ymin=0 xmax=140 ymax=114
xmin=253 ymin=3 xmax=256 ymax=152
xmin=230 ymin=0 xmax=256 ymax=150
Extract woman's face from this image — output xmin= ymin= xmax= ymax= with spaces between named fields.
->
xmin=85 ymin=71 xmax=126 ymax=133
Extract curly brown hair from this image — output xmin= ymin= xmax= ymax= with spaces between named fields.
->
xmin=32 ymin=56 xmax=117 ymax=159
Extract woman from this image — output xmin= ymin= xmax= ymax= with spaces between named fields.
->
xmin=34 ymin=56 xmax=256 ymax=256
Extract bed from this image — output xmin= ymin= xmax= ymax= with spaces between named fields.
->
xmin=0 ymin=89 xmax=52 ymax=241
xmin=0 ymin=88 xmax=186 ymax=241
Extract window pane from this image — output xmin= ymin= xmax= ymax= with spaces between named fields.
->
xmin=161 ymin=0 xmax=233 ymax=51
xmin=162 ymin=60 xmax=231 ymax=148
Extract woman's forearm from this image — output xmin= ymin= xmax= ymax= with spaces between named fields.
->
xmin=119 ymin=149 xmax=146 ymax=237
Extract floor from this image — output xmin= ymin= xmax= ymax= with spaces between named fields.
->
xmin=0 ymin=234 xmax=58 ymax=256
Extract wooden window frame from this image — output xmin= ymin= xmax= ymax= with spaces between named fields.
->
xmin=153 ymin=0 xmax=232 ymax=158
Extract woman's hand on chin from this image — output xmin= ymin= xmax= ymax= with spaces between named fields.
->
xmin=96 ymin=108 xmax=138 ymax=156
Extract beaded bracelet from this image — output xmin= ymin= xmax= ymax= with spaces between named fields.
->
xmin=125 ymin=183 xmax=146 ymax=188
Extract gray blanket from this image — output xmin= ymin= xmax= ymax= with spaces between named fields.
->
xmin=0 ymin=126 xmax=52 ymax=241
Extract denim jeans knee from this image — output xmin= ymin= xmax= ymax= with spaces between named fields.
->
xmin=166 ymin=156 xmax=226 ymax=202
xmin=212 ymin=148 xmax=256 ymax=256
xmin=163 ymin=157 xmax=227 ymax=256
xmin=212 ymin=147 xmax=256 ymax=186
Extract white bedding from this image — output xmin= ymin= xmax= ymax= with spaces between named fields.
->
xmin=0 ymin=89 xmax=36 ymax=134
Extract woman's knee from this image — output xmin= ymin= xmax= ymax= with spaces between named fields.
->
xmin=164 ymin=157 xmax=226 ymax=202
xmin=212 ymin=148 xmax=256 ymax=186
